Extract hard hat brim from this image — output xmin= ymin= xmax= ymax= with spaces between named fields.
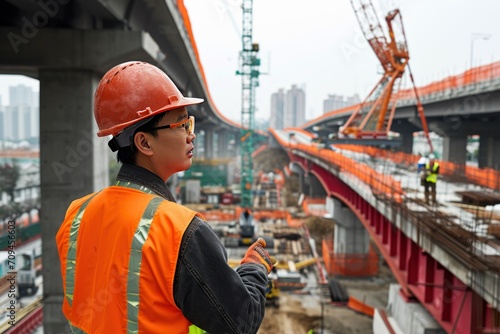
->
xmin=97 ymin=96 xmax=204 ymax=137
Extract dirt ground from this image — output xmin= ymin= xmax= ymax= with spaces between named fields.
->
xmin=258 ymin=263 xmax=396 ymax=334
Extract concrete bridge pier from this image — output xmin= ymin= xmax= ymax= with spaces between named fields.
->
xmin=40 ymin=69 xmax=109 ymax=333
xmin=430 ymin=121 xmax=468 ymax=164
xmin=324 ymin=197 xmax=375 ymax=276
xmin=442 ymin=134 xmax=468 ymax=164
xmin=203 ymin=128 xmax=215 ymax=159
xmin=478 ymin=134 xmax=500 ymax=169
xmin=329 ymin=197 xmax=369 ymax=254
xmin=391 ymin=120 xmax=420 ymax=154
xmin=298 ymin=172 xmax=326 ymax=199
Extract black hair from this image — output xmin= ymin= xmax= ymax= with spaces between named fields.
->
xmin=116 ymin=112 xmax=166 ymax=164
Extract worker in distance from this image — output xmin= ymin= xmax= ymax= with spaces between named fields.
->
xmin=56 ymin=61 xmax=275 ymax=333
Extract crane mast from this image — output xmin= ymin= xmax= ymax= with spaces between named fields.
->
xmin=236 ymin=0 xmax=261 ymax=208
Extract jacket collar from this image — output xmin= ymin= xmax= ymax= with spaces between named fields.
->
xmin=115 ymin=163 xmax=176 ymax=202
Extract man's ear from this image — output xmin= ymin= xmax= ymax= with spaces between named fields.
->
xmin=134 ymin=132 xmax=153 ymax=156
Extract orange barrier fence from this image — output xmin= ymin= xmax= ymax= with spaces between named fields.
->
xmin=0 ymin=150 xmax=39 ymax=158
xmin=269 ymin=129 xmax=405 ymax=202
xmin=347 ymin=296 xmax=375 ymax=317
xmin=322 ymin=238 xmax=379 ymax=277
xmin=336 ymin=144 xmax=500 ymax=190
xmin=302 ymin=197 xmax=327 ymax=217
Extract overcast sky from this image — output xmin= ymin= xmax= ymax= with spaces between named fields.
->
xmin=183 ymin=0 xmax=500 ymax=122
xmin=1 ymin=0 xmax=499 ymax=124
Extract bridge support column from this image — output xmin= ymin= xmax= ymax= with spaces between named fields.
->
xmin=386 ymin=284 xmax=444 ymax=334
xmin=442 ymin=134 xmax=467 ymax=164
xmin=400 ymin=132 xmax=414 ymax=154
xmin=40 ymin=69 xmax=108 ymax=333
xmin=204 ymin=129 xmax=215 ymax=159
xmin=325 ymin=197 xmax=374 ymax=276
xmin=478 ymin=134 xmax=500 ymax=169
xmin=217 ymin=131 xmax=227 ymax=158
xmin=306 ymin=173 xmax=326 ymax=198
xmin=332 ymin=198 xmax=369 ymax=254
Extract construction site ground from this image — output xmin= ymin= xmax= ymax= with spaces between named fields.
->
xmin=198 ymin=148 xmax=399 ymax=333
xmin=257 ymin=249 xmax=396 ymax=334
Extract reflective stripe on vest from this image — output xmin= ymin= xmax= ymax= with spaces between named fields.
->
xmin=189 ymin=325 xmax=207 ymax=334
xmin=65 ymin=181 xmax=163 ymax=333
xmin=127 ymin=196 xmax=163 ymax=333
xmin=65 ymin=193 xmax=98 ymax=306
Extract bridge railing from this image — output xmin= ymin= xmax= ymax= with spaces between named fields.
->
xmin=397 ymin=61 xmax=500 ymax=105
xmin=335 ymin=144 xmax=500 ymax=190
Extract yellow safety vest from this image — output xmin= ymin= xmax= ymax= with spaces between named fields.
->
xmin=425 ymin=162 xmax=439 ymax=183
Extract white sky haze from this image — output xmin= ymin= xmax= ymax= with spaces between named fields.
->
xmin=1 ymin=0 xmax=499 ymax=125
xmin=184 ymin=0 xmax=500 ymax=122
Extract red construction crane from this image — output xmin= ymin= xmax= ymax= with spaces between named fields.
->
xmin=340 ymin=0 xmax=434 ymax=153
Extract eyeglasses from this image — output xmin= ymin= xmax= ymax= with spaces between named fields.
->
xmin=147 ymin=116 xmax=195 ymax=135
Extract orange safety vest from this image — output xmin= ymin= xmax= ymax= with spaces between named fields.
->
xmin=56 ymin=182 xmax=201 ymax=333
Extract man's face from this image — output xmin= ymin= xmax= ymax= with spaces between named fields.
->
xmin=145 ymin=107 xmax=196 ymax=180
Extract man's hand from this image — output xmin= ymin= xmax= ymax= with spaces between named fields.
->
xmin=241 ymin=238 xmax=276 ymax=273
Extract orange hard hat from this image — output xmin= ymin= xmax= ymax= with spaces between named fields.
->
xmin=94 ymin=61 xmax=203 ymax=137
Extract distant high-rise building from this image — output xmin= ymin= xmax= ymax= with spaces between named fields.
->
xmin=270 ymin=85 xmax=306 ymax=129
xmin=270 ymin=89 xmax=285 ymax=129
xmin=323 ymin=94 xmax=360 ymax=113
xmin=0 ymin=110 xmax=4 ymax=141
xmin=6 ymin=85 xmax=39 ymax=140
xmin=10 ymin=84 xmax=36 ymax=107
xmin=284 ymin=85 xmax=305 ymax=128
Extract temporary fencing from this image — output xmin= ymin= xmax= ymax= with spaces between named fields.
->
xmin=322 ymin=237 xmax=379 ymax=277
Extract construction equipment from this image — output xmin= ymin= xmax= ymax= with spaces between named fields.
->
xmin=340 ymin=0 xmax=434 ymax=153
xmin=236 ymin=0 xmax=261 ymax=208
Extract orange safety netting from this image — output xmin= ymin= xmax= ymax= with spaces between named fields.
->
xmin=336 ymin=144 xmax=500 ymax=190
xmin=397 ymin=61 xmax=500 ymax=100
xmin=269 ymin=129 xmax=405 ymax=202
xmin=322 ymin=238 xmax=379 ymax=278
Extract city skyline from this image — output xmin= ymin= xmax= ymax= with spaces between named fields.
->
xmin=270 ymin=85 xmax=306 ymax=129
xmin=0 ymin=84 xmax=40 ymax=141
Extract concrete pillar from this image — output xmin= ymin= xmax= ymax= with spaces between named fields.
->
xmin=217 ymin=131 xmax=234 ymax=159
xmin=400 ymin=131 xmax=414 ymax=154
xmin=332 ymin=198 xmax=369 ymax=254
xmin=478 ymin=135 xmax=500 ymax=169
xmin=40 ymin=69 xmax=108 ymax=333
xmin=386 ymin=284 xmax=445 ymax=334
xmin=442 ymin=134 xmax=467 ymax=164
xmin=306 ymin=173 xmax=326 ymax=198
xmin=204 ymin=128 xmax=214 ymax=159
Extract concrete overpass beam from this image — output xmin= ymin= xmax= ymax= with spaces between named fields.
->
xmin=40 ymin=69 xmax=108 ymax=333
xmin=0 ymin=28 xmax=162 ymax=76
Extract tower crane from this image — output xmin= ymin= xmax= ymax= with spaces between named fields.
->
xmin=340 ymin=0 xmax=434 ymax=153
xmin=236 ymin=0 xmax=261 ymax=208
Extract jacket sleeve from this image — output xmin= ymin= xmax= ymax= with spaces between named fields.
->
xmin=174 ymin=216 xmax=268 ymax=334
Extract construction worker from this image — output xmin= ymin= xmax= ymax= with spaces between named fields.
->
xmin=423 ymin=154 xmax=440 ymax=205
xmin=56 ymin=61 xmax=274 ymax=334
